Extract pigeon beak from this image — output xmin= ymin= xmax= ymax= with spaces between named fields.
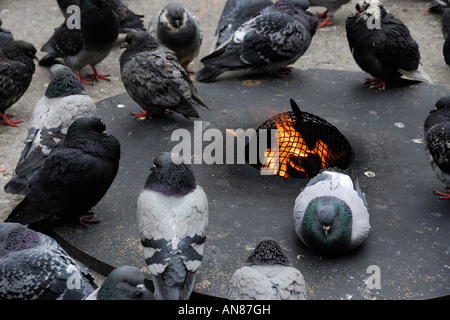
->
xmin=322 ymin=225 xmax=331 ymax=236
xmin=33 ymin=55 xmax=39 ymax=62
xmin=101 ymin=130 xmax=110 ymax=136
xmin=120 ymin=42 xmax=128 ymax=49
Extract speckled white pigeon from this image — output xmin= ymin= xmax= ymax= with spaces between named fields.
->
xmin=293 ymin=168 xmax=371 ymax=254
xmin=136 ymin=152 xmax=209 ymax=300
xmin=228 ymin=238 xmax=307 ymax=300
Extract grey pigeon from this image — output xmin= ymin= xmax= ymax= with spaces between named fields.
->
xmin=0 ymin=40 xmax=38 ymax=127
xmin=309 ymin=0 xmax=351 ymax=28
xmin=0 ymin=222 xmax=97 ymax=300
xmin=40 ymin=0 xmax=120 ymax=85
xmin=119 ymin=31 xmax=208 ymax=119
xmin=228 ymin=239 xmax=307 ymax=300
xmin=196 ymin=0 xmax=318 ymax=83
xmin=429 ymin=0 xmax=450 ymax=13
xmin=293 ymin=168 xmax=371 ymax=254
xmin=345 ymin=0 xmax=432 ymax=90
xmin=85 ymin=265 xmax=155 ymax=300
xmin=148 ymin=2 xmax=202 ymax=72
xmin=4 ymin=64 xmax=97 ymax=195
xmin=443 ymin=9 xmax=450 ymax=69
xmin=0 ymin=18 xmax=14 ymax=49
xmin=213 ymin=0 xmax=274 ymax=51
xmin=57 ymin=0 xmax=145 ymax=33
xmin=136 ymin=152 xmax=209 ymax=300
xmin=424 ymin=96 xmax=450 ymax=200
xmin=5 ymin=117 xmax=121 ymax=229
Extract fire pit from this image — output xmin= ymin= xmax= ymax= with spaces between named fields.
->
xmin=50 ymin=69 xmax=450 ymax=300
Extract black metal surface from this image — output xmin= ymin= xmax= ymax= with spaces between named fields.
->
xmin=52 ymin=69 xmax=450 ymax=300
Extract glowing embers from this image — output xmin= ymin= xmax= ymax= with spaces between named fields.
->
xmin=249 ymin=99 xmax=354 ymax=178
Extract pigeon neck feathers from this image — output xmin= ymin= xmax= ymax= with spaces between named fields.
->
xmin=245 ymin=239 xmax=290 ymax=266
xmin=1 ymin=223 xmax=39 ymax=253
xmin=45 ymin=68 xmax=86 ymax=98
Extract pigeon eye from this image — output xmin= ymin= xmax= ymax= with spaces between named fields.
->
xmin=131 ymin=39 xmax=137 ymax=44
xmin=124 ymin=280 xmax=129 ymax=285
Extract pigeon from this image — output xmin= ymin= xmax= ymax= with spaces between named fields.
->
xmin=40 ymin=0 xmax=120 ymax=85
xmin=228 ymin=239 xmax=307 ymax=300
xmin=213 ymin=0 xmax=273 ymax=50
xmin=345 ymin=0 xmax=432 ymax=90
xmin=136 ymin=152 xmax=209 ymax=300
xmin=148 ymin=2 xmax=202 ymax=72
xmin=293 ymin=168 xmax=371 ymax=254
xmin=85 ymin=265 xmax=155 ymax=300
xmin=4 ymin=64 xmax=97 ymax=195
xmin=309 ymin=0 xmax=351 ymax=28
xmin=0 ymin=18 xmax=14 ymax=49
xmin=424 ymin=96 xmax=450 ymax=200
xmin=119 ymin=31 xmax=209 ymax=119
xmin=196 ymin=0 xmax=318 ymax=83
xmin=5 ymin=117 xmax=121 ymax=229
xmin=443 ymin=9 xmax=450 ymax=69
xmin=0 ymin=40 xmax=38 ymax=127
xmin=0 ymin=222 xmax=97 ymax=300
xmin=57 ymin=0 xmax=145 ymax=33
xmin=429 ymin=0 xmax=450 ymax=13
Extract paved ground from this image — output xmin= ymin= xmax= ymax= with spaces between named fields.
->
xmin=0 ymin=0 xmax=449 ymax=291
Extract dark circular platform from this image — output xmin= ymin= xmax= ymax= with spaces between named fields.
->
xmin=50 ymin=69 xmax=450 ymax=300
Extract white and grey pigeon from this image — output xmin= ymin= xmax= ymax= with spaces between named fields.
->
xmin=0 ymin=40 xmax=38 ymax=127
xmin=85 ymin=265 xmax=155 ymax=300
xmin=424 ymin=96 xmax=450 ymax=200
xmin=196 ymin=0 xmax=318 ymax=82
xmin=119 ymin=31 xmax=209 ymax=120
xmin=293 ymin=168 xmax=371 ymax=255
xmin=0 ymin=222 xmax=97 ymax=300
xmin=228 ymin=238 xmax=307 ymax=300
xmin=148 ymin=2 xmax=202 ymax=72
xmin=40 ymin=0 xmax=120 ymax=85
xmin=136 ymin=152 xmax=209 ymax=300
xmin=442 ymin=8 xmax=450 ymax=69
xmin=345 ymin=0 xmax=432 ymax=90
xmin=212 ymin=0 xmax=274 ymax=51
xmin=309 ymin=0 xmax=351 ymax=28
xmin=0 ymin=18 xmax=14 ymax=49
xmin=4 ymin=64 xmax=97 ymax=195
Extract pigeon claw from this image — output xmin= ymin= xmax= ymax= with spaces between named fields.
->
xmin=77 ymin=71 xmax=93 ymax=85
xmin=274 ymin=66 xmax=293 ymax=77
xmin=131 ymin=110 xmax=150 ymax=119
xmin=79 ymin=214 xmax=100 ymax=227
xmin=364 ymin=77 xmax=386 ymax=90
xmin=433 ymin=189 xmax=450 ymax=200
xmin=316 ymin=9 xmax=329 ymax=19
xmin=317 ymin=16 xmax=333 ymax=28
xmin=0 ymin=112 xmax=23 ymax=127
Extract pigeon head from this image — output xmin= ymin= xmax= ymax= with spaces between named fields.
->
xmin=435 ymin=96 xmax=450 ymax=110
xmin=355 ymin=0 xmax=384 ymax=20
xmin=276 ymin=0 xmax=311 ymax=13
xmin=244 ymin=239 xmax=291 ymax=266
xmin=301 ymin=196 xmax=353 ymax=254
xmin=66 ymin=116 xmax=106 ymax=137
xmin=2 ymin=40 xmax=38 ymax=62
xmin=46 ymin=64 xmax=86 ymax=98
xmin=121 ymin=31 xmax=159 ymax=51
xmin=0 ymin=223 xmax=40 ymax=256
xmin=162 ymin=2 xmax=188 ymax=29
xmin=144 ymin=152 xmax=197 ymax=197
xmin=98 ymin=265 xmax=151 ymax=300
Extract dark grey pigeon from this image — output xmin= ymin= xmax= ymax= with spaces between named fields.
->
xmin=57 ymin=0 xmax=145 ymax=33
xmin=345 ymin=0 xmax=432 ymax=90
xmin=0 ymin=222 xmax=97 ymax=300
xmin=85 ymin=265 xmax=155 ymax=300
xmin=424 ymin=96 xmax=450 ymax=200
xmin=136 ymin=152 xmax=209 ymax=300
xmin=5 ymin=117 xmax=121 ymax=229
xmin=443 ymin=9 xmax=450 ymax=69
xmin=429 ymin=0 xmax=450 ymax=13
xmin=148 ymin=2 xmax=202 ymax=72
xmin=0 ymin=40 xmax=38 ymax=127
xmin=213 ymin=0 xmax=274 ymax=50
xmin=40 ymin=0 xmax=120 ymax=85
xmin=4 ymin=64 xmax=97 ymax=195
xmin=119 ymin=31 xmax=208 ymax=120
xmin=196 ymin=0 xmax=318 ymax=83
xmin=0 ymin=18 xmax=14 ymax=49
xmin=228 ymin=239 xmax=306 ymax=300
xmin=309 ymin=0 xmax=351 ymax=28
xmin=293 ymin=168 xmax=371 ymax=254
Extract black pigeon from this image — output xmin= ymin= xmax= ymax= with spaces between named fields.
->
xmin=0 ymin=40 xmax=38 ymax=127
xmin=309 ymin=0 xmax=351 ymax=28
xmin=136 ymin=152 xmax=209 ymax=300
xmin=429 ymin=0 xmax=450 ymax=13
xmin=424 ymin=96 xmax=450 ymax=200
xmin=196 ymin=0 xmax=318 ymax=83
xmin=0 ymin=222 xmax=97 ymax=300
xmin=57 ymin=0 xmax=145 ymax=33
xmin=4 ymin=64 xmax=97 ymax=195
xmin=40 ymin=0 xmax=120 ymax=85
xmin=443 ymin=8 xmax=450 ymax=69
xmin=148 ymin=2 xmax=202 ymax=72
xmin=345 ymin=0 xmax=432 ymax=90
xmin=85 ymin=265 xmax=155 ymax=300
xmin=5 ymin=117 xmax=121 ymax=228
xmin=119 ymin=31 xmax=208 ymax=119
xmin=0 ymin=18 xmax=14 ymax=49
xmin=228 ymin=239 xmax=307 ymax=300
xmin=213 ymin=0 xmax=273 ymax=50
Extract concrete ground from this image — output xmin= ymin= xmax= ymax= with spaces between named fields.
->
xmin=0 ymin=0 xmax=449 ymax=291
